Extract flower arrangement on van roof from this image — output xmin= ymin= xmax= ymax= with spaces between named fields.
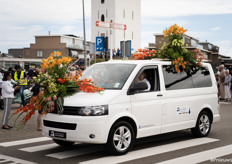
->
xmin=132 ymin=24 xmax=204 ymax=73
xmin=11 ymin=51 xmax=103 ymax=129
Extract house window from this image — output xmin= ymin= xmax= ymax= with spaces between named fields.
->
xmin=101 ymin=0 xmax=104 ymax=4
xmin=101 ymin=14 xmax=105 ymax=22
xmin=37 ymin=51 xmax=43 ymax=57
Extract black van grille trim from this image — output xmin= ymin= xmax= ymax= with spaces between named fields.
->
xmin=43 ymin=120 xmax=77 ymax=130
xmin=51 ymin=106 xmax=82 ymax=115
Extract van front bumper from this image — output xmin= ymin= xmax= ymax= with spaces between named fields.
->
xmin=42 ymin=113 xmax=109 ymax=144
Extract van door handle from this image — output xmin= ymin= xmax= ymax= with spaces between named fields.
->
xmin=157 ymin=94 xmax=163 ymax=97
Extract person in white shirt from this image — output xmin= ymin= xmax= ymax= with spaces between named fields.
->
xmin=136 ymin=71 xmax=151 ymax=91
xmin=224 ymin=69 xmax=231 ymax=102
xmin=0 ymin=70 xmax=3 ymax=110
xmin=1 ymin=71 xmax=19 ymax=130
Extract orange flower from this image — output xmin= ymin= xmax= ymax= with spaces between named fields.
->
xmin=57 ymin=78 xmax=69 ymax=84
xmin=56 ymin=51 xmax=62 ymax=56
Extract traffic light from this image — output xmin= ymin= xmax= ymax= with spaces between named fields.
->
xmin=103 ymin=37 xmax=108 ymax=50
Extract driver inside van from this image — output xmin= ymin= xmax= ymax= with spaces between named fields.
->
xmin=136 ymin=71 xmax=151 ymax=91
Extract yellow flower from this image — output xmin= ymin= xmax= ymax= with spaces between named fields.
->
xmin=47 ymin=56 xmax=53 ymax=61
xmin=50 ymin=52 xmax=54 ymax=57
xmin=56 ymin=51 xmax=62 ymax=57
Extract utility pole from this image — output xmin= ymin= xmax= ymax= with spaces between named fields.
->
xmin=82 ymin=0 xmax=87 ymax=69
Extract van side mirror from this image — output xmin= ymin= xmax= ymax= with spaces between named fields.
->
xmin=128 ymin=81 xmax=148 ymax=95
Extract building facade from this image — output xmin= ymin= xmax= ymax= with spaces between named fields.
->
xmin=91 ymin=0 xmax=141 ymax=52
xmin=3 ymin=35 xmax=90 ymax=70
xmin=23 ymin=35 xmax=84 ymax=59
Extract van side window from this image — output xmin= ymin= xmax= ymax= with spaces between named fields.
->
xmin=134 ymin=66 xmax=160 ymax=93
xmin=162 ymin=65 xmax=212 ymax=90
xmin=192 ymin=67 xmax=212 ymax=88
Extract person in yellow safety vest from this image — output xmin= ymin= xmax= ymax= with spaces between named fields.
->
xmin=14 ymin=65 xmax=27 ymax=106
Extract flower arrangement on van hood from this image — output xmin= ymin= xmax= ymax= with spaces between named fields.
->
xmin=132 ymin=24 xmax=204 ymax=73
xmin=11 ymin=51 xmax=103 ymax=129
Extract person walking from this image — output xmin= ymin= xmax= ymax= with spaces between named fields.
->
xmin=0 ymin=69 xmax=3 ymax=110
xmin=14 ymin=65 xmax=27 ymax=106
xmin=1 ymin=71 xmax=19 ymax=130
xmin=218 ymin=65 xmax=226 ymax=100
xmin=224 ymin=69 xmax=231 ymax=102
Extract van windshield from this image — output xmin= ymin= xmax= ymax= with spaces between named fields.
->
xmin=81 ymin=64 xmax=136 ymax=90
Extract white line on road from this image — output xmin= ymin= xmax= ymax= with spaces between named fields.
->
xmin=0 ymin=154 xmax=37 ymax=164
xmin=19 ymin=142 xmax=81 ymax=152
xmin=46 ymin=145 xmax=105 ymax=159
xmin=0 ymin=137 xmax=51 ymax=147
xmin=80 ymin=138 xmax=219 ymax=164
xmin=157 ymin=144 xmax=232 ymax=164
xmin=19 ymin=143 xmax=59 ymax=152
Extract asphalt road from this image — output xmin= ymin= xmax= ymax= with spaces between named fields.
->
xmin=0 ymin=102 xmax=231 ymax=164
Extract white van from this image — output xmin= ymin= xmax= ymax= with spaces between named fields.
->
xmin=42 ymin=60 xmax=220 ymax=155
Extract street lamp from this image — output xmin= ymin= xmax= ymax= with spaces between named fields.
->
xmin=82 ymin=0 xmax=87 ymax=69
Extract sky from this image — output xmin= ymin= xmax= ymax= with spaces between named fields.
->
xmin=0 ymin=0 xmax=232 ymax=58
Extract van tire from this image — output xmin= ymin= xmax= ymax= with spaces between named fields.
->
xmin=53 ymin=139 xmax=75 ymax=146
xmin=106 ymin=121 xmax=135 ymax=155
xmin=191 ymin=111 xmax=212 ymax=137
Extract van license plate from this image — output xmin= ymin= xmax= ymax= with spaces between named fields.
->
xmin=49 ymin=130 xmax=66 ymax=139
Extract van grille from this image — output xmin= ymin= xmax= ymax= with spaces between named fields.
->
xmin=51 ymin=106 xmax=82 ymax=115
xmin=43 ymin=120 xmax=77 ymax=130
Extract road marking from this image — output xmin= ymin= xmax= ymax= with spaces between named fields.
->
xmin=219 ymin=102 xmax=231 ymax=104
xmin=157 ymin=144 xmax=232 ymax=164
xmin=0 ymin=154 xmax=37 ymax=164
xmin=0 ymin=137 xmax=51 ymax=147
xmin=80 ymin=138 xmax=219 ymax=164
xmin=46 ymin=145 xmax=105 ymax=159
xmin=19 ymin=143 xmax=81 ymax=152
xmin=19 ymin=143 xmax=58 ymax=152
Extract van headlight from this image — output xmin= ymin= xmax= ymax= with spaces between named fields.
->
xmin=79 ymin=105 xmax=108 ymax=116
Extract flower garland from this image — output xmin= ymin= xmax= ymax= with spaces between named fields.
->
xmin=11 ymin=51 xmax=103 ymax=129
xmin=132 ymin=24 xmax=204 ymax=73
xmin=132 ymin=49 xmax=157 ymax=60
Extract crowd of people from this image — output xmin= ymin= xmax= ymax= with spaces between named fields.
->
xmin=215 ymin=65 xmax=232 ymax=102
xmin=0 ymin=63 xmax=83 ymax=130
xmin=0 ymin=65 xmax=40 ymax=130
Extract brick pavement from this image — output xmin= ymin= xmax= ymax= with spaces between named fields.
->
xmin=0 ymin=104 xmax=43 ymax=142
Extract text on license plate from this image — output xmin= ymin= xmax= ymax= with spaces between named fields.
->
xmin=49 ymin=130 xmax=66 ymax=139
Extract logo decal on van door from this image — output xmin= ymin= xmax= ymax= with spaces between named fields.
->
xmin=138 ymin=124 xmax=154 ymax=129
xmin=177 ymin=107 xmax=191 ymax=115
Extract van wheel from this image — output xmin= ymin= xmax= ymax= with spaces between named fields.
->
xmin=53 ymin=139 xmax=75 ymax=146
xmin=191 ymin=111 xmax=212 ymax=137
xmin=106 ymin=121 xmax=135 ymax=155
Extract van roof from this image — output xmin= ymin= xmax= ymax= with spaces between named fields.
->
xmin=98 ymin=59 xmax=172 ymax=66
xmin=97 ymin=59 xmax=210 ymax=67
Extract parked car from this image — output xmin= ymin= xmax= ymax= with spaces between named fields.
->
xmin=42 ymin=59 xmax=220 ymax=155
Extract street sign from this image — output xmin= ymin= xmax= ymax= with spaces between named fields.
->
xmin=125 ymin=40 xmax=131 ymax=57
xmin=96 ymin=21 xmax=110 ymax=28
xmin=113 ymin=23 xmax=127 ymax=30
xmin=120 ymin=40 xmax=132 ymax=57
xmin=96 ymin=37 xmax=104 ymax=52
xmin=96 ymin=21 xmax=126 ymax=30
xmin=89 ymin=42 xmax=95 ymax=54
